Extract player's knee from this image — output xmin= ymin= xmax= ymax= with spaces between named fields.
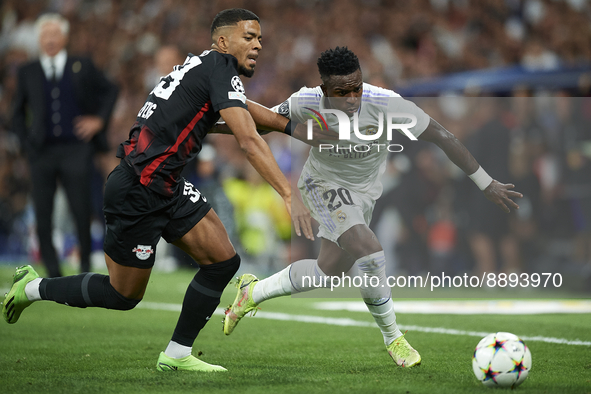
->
xmin=348 ymin=244 xmax=383 ymax=260
xmin=117 ymin=298 xmax=141 ymax=311
xmin=339 ymin=225 xmax=382 ymax=258
xmin=104 ymin=279 xmax=141 ymax=310
xmin=320 ymin=259 xmax=354 ymax=276
xmin=197 ymin=253 xmax=241 ymax=284
xmin=108 ymin=289 xmax=141 ymax=310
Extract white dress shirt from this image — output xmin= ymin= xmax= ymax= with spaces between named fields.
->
xmin=40 ymin=50 xmax=67 ymax=81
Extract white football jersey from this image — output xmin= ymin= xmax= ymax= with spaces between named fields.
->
xmin=276 ymin=83 xmax=430 ymax=199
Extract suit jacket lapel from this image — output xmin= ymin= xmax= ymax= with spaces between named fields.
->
xmin=32 ymin=61 xmax=47 ymax=86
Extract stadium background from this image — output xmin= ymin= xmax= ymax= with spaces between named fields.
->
xmin=0 ymin=0 xmax=590 ymax=292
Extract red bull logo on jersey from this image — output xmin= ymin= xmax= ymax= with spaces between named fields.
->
xmin=133 ymin=245 xmax=154 ymax=261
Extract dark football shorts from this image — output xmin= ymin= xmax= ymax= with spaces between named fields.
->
xmin=103 ymin=161 xmax=211 ymax=269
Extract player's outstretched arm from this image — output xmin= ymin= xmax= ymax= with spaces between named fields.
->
xmin=208 ymin=121 xmax=233 ymax=135
xmin=245 ymin=100 xmax=289 ymax=132
xmin=207 ymin=100 xmax=282 ymax=136
xmin=220 ymin=106 xmax=290 ymax=201
xmin=208 ymin=121 xmax=273 ymax=136
xmin=245 ymin=100 xmax=337 ymax=146
xmin=418 ymin=118 xmax=522 ymax=213
xmin=219 ymin=106 xmax=313 ymax=239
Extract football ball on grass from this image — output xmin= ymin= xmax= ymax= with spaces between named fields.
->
xmin=472 ymin=332 xmax=532 ymax=388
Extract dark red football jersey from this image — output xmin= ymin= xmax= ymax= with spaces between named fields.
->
xmin=117 ymin=50 xmax=248 ymax=197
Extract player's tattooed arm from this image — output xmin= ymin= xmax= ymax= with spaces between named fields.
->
xmin=419 ymin=118 xmax=522 ymax=213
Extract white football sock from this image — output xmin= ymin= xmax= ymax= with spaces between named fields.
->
xmin=24 ymin=278 xmax=42 ymax=301
xmin=355 ymin=251 xmax=402 ymax=345
xmin=288 ymin=259 xmax=330 ymax=292
xmin=252 ymin=259 xmax=329 ymax=304
xmin=164 ymin=341 xmax=192 ymax=359
xmin=252 ymin=266 xmax=292 ymax=304
xmin=365 ymin=298 xmax=402 ymax=346
xmin=356 ymin=251 xmax=390 ymax=301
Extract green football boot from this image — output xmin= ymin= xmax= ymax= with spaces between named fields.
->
xmin=156 ymin=352 xmax=227 ymax=372
xmin=223 ymin=274 xmax=259 ymax=335
xmin=2 ymin=265 xmax=39 ymax=324
xmin=386 ymin=334 xmax=421 ymax=367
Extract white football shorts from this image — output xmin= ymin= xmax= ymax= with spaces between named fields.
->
xmin=297 ymin=169 xmax=376 ymax=245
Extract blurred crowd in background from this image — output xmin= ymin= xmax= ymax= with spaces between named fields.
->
xmin=0 ymin=0 xmax=590 ymax=290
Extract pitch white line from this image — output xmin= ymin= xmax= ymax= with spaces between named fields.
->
xmin=314 ymin=300 xmax=591 ymax=315
xmin=136 ymin=302 xmax=591 ymax=347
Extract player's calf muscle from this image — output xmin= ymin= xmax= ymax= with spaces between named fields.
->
xmin=41 ymin=273 xmax=141 ymax=310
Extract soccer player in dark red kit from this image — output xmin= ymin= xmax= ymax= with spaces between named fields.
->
xmin=3 ymin=8 xmax=305 ymax=372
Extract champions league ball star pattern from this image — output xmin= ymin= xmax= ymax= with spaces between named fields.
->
xmin=472 ymin=332 xmax=532 ymax=388
xmin=231 ymin=76 xmax=245 ymax=93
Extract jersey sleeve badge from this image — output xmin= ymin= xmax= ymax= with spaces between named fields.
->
xmin=277 ymin=100 xmax=290 ymax=118
xmin=231 ymin=76 xmax=245 ymax=93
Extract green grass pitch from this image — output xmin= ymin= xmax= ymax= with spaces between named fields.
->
xmin=1 ymin=265 xmax=590 ymax=394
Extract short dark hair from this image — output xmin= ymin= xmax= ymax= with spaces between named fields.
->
xmin=211 ymin=8 xmax=260 ymax=36
xmin=317 ymin=47 xmax=360 ymax=81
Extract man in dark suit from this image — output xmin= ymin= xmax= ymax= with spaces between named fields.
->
xmin=12 ymin=13 xmax=118 ymax=277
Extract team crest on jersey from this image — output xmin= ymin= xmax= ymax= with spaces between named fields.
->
xmin=132 ymin=245 xmax=154 ymax=260
xmin=365 ymin=127 xmax=378 ymax=136
xmin=231 ymin=76 xmax=245 ymax=93
xmin=336 ymin=210 xmax=347 ymax=223
xmin=278 ymin=100 xmax=290 ymax=117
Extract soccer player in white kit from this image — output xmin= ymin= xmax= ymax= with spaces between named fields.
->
xmin=223 ymin=47 xmax=522 ymax=367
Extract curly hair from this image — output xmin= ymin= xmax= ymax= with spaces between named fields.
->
xmin=317 ymin=46 xmax=360 ymax=81
xmin=211 ymin=8 xmax=259 ymax=36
